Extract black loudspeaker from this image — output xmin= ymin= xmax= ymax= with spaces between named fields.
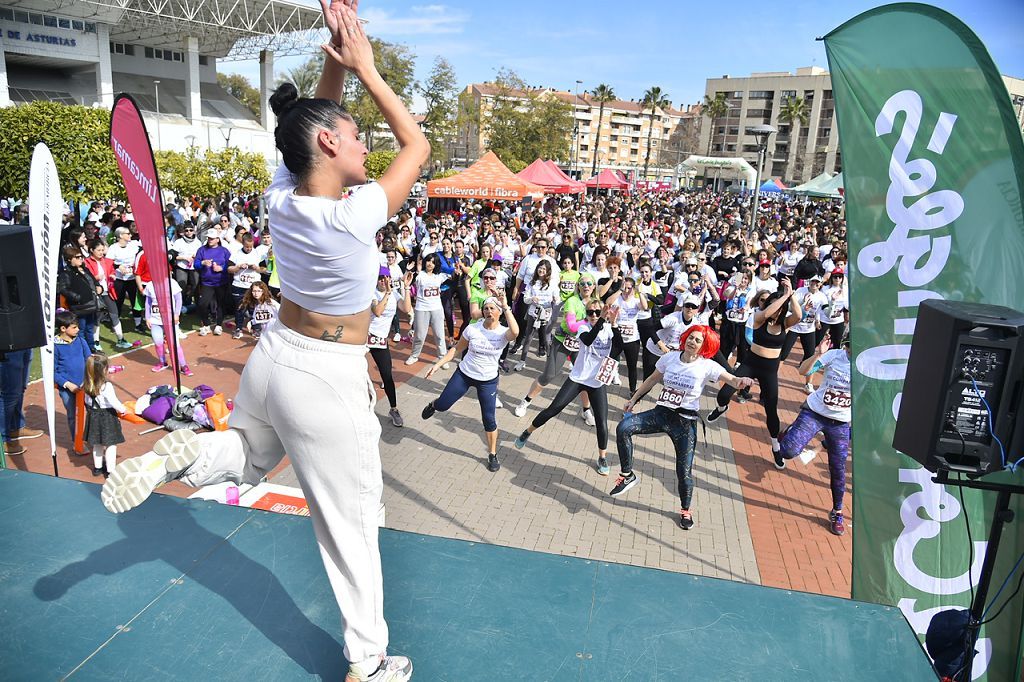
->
xmin=0 ymin=226 xmax=46 ymax=353
xmin=894 ymin=300 xmax=1024 ymax=477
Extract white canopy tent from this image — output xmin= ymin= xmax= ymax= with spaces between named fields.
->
xmin=681 ymin=155 xmax=758 ymax=187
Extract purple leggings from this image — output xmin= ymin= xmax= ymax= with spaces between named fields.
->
xmin=779 ymin=406 xmax=850 ymax=511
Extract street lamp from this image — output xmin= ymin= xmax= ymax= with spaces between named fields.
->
xmin=748 ymin=123 xmax=777 ymax=239
xmin=153 ymin=80 xmax=162 ymax=150
xmin=572 ymin=79 xmax=583 ymax=178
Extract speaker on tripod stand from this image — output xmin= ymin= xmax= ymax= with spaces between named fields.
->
xmin=0 ymin=225 xmax=46 ymax=353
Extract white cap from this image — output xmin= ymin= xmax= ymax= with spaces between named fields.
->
xmin=682 ymin=294 xmax=701 ymax=307
xmin=205 ymin=228 xmax=222 ymax=239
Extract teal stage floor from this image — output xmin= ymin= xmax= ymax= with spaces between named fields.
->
xmin=0 ymin=469 xmax=934 ymax=680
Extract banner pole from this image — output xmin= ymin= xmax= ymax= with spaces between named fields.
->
xmin=167 ymin=265 xmax=182 ymax=395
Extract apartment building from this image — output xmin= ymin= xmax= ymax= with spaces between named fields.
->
xmin=698 ymin=67 xmax=1024 ymax=188
xmin=456 ymin=82 xmax=702 ymax=181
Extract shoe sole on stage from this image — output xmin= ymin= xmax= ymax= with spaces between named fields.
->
xmin=101 ymin=431 xmax=201 ymax=514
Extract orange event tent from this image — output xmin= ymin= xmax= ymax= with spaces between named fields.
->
xmin=516 ymin=159 xmax=585 ymax=194
xmin=427 ymin=151 xmax=545 ymax=200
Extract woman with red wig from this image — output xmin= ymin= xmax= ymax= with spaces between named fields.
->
xmin=609 ymin=325 xmax=753 ymax=529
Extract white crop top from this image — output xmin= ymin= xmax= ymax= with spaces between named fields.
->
xmin=265 ymin=164 xmax=388 ymax=315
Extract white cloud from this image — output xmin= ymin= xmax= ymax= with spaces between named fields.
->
xmin=360 ymin=4 xmax=469 ymax=36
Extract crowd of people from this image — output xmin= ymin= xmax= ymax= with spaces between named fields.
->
xmin=0 ymin=3 xmax=851 ymax=679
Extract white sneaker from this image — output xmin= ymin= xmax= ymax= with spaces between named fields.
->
xmin=392 ymin=333 xmax=402 ymax=343
xmin=611 ymin=373 xmax=622 ymax=386
xmin=213 ymin=325 xmax=223 ymax=336
xmin=404 ymin=356 xmax=419 ymax=366
xmin=582 ymin=408 xmax=596 ymax=427
xmin=513 ymin=360 xmax=527 ymax=372
xmin=101 ymin=431 xmax=202 ymax=513
xmin=199 ymin=325 xmax=211 ymax=336
xmin=348 ymin=655 xmax=413 ymax=681
xmin=441 ymin=362 xmax=450 ymax=370
xmin=514 ymin=400 xmax=529 ymax=417
xmin=495 ymin=396 xmax=503 ymax=409
xmin=804 ymin=382 xmax=814 ymax=394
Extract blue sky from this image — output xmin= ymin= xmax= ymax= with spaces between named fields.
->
xmin=222 ymin=0 xmax=1024 ymax=112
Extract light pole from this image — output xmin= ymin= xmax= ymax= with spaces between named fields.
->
xmin=748 ymin=124 xmax=777 ymax=239
xmin=153 ymin=80 xmax=162 ymax=150
xmin=572 ymin=80 xmax=583 ymax=178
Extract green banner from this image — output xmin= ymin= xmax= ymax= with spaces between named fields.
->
xmin=824 ymin=4 xmax=1024 ymax=680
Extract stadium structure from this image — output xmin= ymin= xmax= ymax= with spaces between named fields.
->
xmin=0 ymin=0 xmax=330 ymax=160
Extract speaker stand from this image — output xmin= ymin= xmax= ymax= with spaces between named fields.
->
xmin=932 ymin=470 xmax=1024 ymax=681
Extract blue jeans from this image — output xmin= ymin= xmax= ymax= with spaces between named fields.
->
xmin=232 ymin=286 xmax=249 ymax=330
xmin=616 ymin=405 xmax=698 ymax=509
xmin=58 ymin=387 xmax=77 ymax=441
xmin=77 ymin=314 xmax=98 ymax=353
xmin=434 ymin=367 xmax=498 ymax=432
xmin=0 ymin=349 xmax=32 ymax=440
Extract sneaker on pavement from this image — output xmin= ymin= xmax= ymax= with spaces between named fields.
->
xmin=538 ymin=347 xmax=547 ymax=357
xmin=101 ymin=430 xmax=202 ymax=513
xmin=421 ymin=401 xmax=436 ymax=420
xmin=232 ymin=330 xmax=243 ymax=340
xmin=736 ymin=392 xmax=749 ymax=404
xmin=611 ymin=373 xmax=621 ymax=386
xmin=499 ymin=360 xmax=511 ymax=374
xmin=199 ymin=325 xmax=211 ymax=336
xmin=772 ymin=445 xmax=786 ymax=470
xmin=114 ymin=339 xmax=133 ymax=350
xmin=706 ymin=404 xmax=729 ymax=423
xmin=181 ymin=365 xmax=195 ymax=377
xmin=347 ymin=655 xmax=413 ymax=682
xmin=151 ymin=363 xmax=167 ymax=373
xmin=829 ymin=509 xmax=845 ymax=536
xmin=389 ymin=408 xmax=404 ymax=428
xmin=487 ymin=453 xmax=500 ymax=472
xmin=596 ymin=456 xmax=610 ymax=476
xmin=804 ymin=382 xmax=814 ymax=394
xmin=679 ymin=509 xmax=695 ymax=530
xmin=513 ymin=360 xmax=526 ymax=372
xmin=609 ymin=471 xmax=638 ymax=497
xmin=514 ymin=400 xmax=529 ymax=417
xmin=582 ymin=408 xmax=596 ymax=427
xmin=514 ymin=430 xmax=530 ymax=449
xmin=392 ymin=333 xmax=402 ymax=343
xmin=213 ymin=325 xmax=223 ymax=336
xmin=11 ymin=427 xmax=44 ymax=441
xmin=3 ymin=441 xmax=27 ymax=456
xmin=494 ymin=396 xmax=503 ymax=409
xmin=404 ymin=356 xmax=419 ymax=366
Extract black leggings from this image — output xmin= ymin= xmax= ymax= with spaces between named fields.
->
xmin=441 ymin=287 xmax=457 ymax=338
xmin=719 ymin=319 xmax=749 ymax=366
xmin=816 ymin=321 xmax=845 ymax=349
xmin=369 ymin=347 xmax=397 ymax=408
xmin=197 ymin=283 xmax=230 ymax=327
xmin=611 ymin=339 xmax=640 ymax=393
xmin=113 ymin=279 xmax=138 ymax=318
xmin=532 ymin=378 xmax=609 ymax=450
xmin=779 ymin=329 xmax=817 ymax=363
xmin=716 ymin=352 xmax=782 ymax=437
xmin=173 ymin=266 xmax=200 ymax=305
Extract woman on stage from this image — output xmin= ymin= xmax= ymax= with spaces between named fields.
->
xmin=609 ymin=325 xmax=753 ymax=529
xmin=101 ymin=3 xmax=428 ymax=680
xmin=421 ymin=297 xmax=518 ymax=472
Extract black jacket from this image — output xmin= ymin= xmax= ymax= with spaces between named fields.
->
xmin=794 ymin=256 xmax=825 ymax=281
xmin=57 ymin=266 xmax=100 ymax=315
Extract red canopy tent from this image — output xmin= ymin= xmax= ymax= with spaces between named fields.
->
xmin=516 ymin=159 xmax=585 ymax=194
xmin=543 ymin=160 xmax=587 ymax=192
xmin=585 ymin=168 xmax=630 ymax=190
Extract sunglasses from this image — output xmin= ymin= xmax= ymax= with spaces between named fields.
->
xmin=683 ymin=303 xmax=699 ymax=309
xmin=483 ymin=275 xmax=496 ymax=280
xmin=743 ymin=262 xmax=755 ymax=266
xmin=586 ymin=309 xmax=602 ymax=316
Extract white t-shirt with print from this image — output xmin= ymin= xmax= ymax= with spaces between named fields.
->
xmin=414 ymin=272 xmax=446 ymax=312
xmin=230 ymin=247 xmax=266 ymax=290
xmin=792 ymin=287 xmax=828 ymax=334
xmin=654 ymin=353 xmax=724 ymax=412
xmin=459 ymin=321 xmax=510 ymax=381
xmin=806 ymin=349 xmax=852 ymax=422
xmin=570 ymin=321 xmax=615 ymax=388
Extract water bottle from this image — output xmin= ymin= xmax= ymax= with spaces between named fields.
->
xmin=226 ymin=398 xmax=234 ymax=410
xmin=225 ymin=485 xmax=240 ymax=505
xmin=108 ymin=365 xmax=125 ymax=374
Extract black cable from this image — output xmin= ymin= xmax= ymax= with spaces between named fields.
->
xmin=954 ymin=469 xmax=976 ymax=610
xmin=980 ymin=565 xmax=1024 ymax=625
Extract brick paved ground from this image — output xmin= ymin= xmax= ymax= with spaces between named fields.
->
xmin=7 ymin=325 xmax=851 ymax=597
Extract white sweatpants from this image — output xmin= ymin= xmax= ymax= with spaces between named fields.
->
xmin=179 ymin=319 xmax=387 ymax=667
xmin=411 ymin=307 xmax=446 ymax=359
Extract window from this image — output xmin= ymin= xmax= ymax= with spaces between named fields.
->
xmin=163 ymin=51 xmax=173 ymax=61
xmin=716 ymin=126 xmax=725 ymax=135
xmin=14 ymin=11 xmax=29 ymax=23
xmin=145 ymin=47 xmax=154 ymax=58
xmin=58 ymin=18 xmax=70 ymax=28
xmin=199 ymin=55 xmax=209 ymax=66
xmin=30 ymin=12 xmax=43 ymax=25
xmin=727 ymin=127 xmax=739 ymax=135
xmin=746 ymin=109 xmax=771 ymax=118
xmin=0 ymin=8 xmax=13 ymax=20
xmin=85 ymin=22 xmax=96 ymax=32
xmin=748 ymin=90 xmax=774 ymax=99
xmin=172 ymin=52 xmax=182 ymax=62
xmin=72 ymin=20 xmax=84 ymax=30
xmin=125 ymin=44 xmax=135 ymax=56
xmin=780 ymin=90 xmax=797 ymax=101
xmin=43 ymin=15 xmax=57 ymax=27
xmin=823 ymin=90 xmax=833 ymax=100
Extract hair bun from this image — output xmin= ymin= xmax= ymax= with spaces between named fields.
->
xmin=269 ymin=82 xmax=299 ymax=117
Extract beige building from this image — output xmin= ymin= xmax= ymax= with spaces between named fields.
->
xmin=699 ymin=67 xmax=1024 ymax=188
xmin=456 ymin=82 xmax=701 ymax=181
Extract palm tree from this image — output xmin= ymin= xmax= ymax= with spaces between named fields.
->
xmin=778 ymin=96 xmax=810 ymax=183
xmin=641 ymin=86 xmax=670 ymax=180
xmin=589 ymin=83 xmax=615 ymax=176
xmin=279 ymin=54 xmax=323 ymax=99
xmin=702 ymin=93 xmax=729 ymax=156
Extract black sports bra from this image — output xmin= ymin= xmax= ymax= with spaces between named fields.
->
xmin=752 ymin=321 xmax=785 ymax=348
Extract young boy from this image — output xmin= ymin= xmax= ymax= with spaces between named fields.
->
xmin=53 ymin=310 xmax=91 ymax=443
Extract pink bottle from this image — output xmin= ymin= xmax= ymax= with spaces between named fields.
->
xmin=225 ymin=485 xmax=240 ymax=505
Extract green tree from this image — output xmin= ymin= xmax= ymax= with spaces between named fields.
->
xmin=455 ymin=89 xmax=481 ymax=166
xmin=205 ymin=147 xmax=271 ymax=196
xmin=483 ymin=69 xmax=572 ymax=169
xmin=364 ymin=150 xmax=398 ymax=180
xmin=778 ymin=96 xmax=811 ymax=182
xmin=527 ymin=94 xmax=572 ymax=162
xmin=218 ymin=72 xmax=261 ymax=123
xmin=641 ymin=86 xmax=670 ymax=180
xmin=420 ymin=56 xmax=459 ymax=166
xmin=279 ymin=54 xmax=323 ymax=99
xmin=0 ymin=101 xmax=121 ymax=201
xmin=702 ymin=92 xmax=730 ymax=156
xmin=589 ymin=83 xmax=615 ymax=175
xmin=343 ymin=38 xmax=417 ymax=151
